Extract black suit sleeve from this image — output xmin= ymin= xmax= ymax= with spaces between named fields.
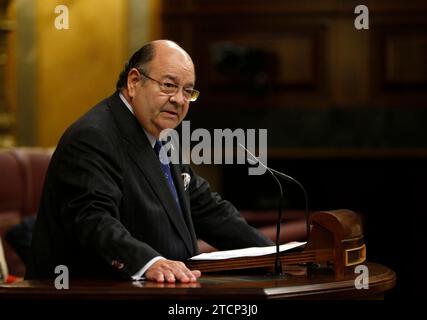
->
xmin=56 ymin=126 xmax=160 ymax=277
xmin=187 ymin=166 xmax=273 ymax=250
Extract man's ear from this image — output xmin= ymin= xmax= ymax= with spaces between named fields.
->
xmin=127 ymin=68 xmax=141 ymax=98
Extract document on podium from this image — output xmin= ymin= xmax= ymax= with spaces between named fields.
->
xmin=190 ymin=241 xmax=306 ymax=261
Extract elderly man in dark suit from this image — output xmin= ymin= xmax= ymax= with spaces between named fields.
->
xmin=27 ymin=40 xmax=272 ymax=282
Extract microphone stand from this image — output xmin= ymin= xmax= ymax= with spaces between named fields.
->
xmin=268 ymin=168 xmax=310 ymax=243
xmin=268 ymin=168 xmax=285 ymax=276
xmin=239 ymin=144 xmax=286 ymax=277
xmin=239 ymin=144 xmax=310 ymax=277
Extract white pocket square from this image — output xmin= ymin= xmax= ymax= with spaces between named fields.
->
xmin=181 ymin=173 xmax=191 ymax=191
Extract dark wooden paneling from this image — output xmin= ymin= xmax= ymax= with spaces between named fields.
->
xmin=162 ymin=0 xmax=427 ymax=109
xmin=385 ymin=34 xmax=427 ymax=86
xmin=370 ymin=21 xmax=427 ymax=107
xmin=373 ymin=25 xmax=427 ymax=89
xmin=190 ymin=19 xmax=328 ymax=109
xmin=163 ymin=0 xmax=427 ymax=15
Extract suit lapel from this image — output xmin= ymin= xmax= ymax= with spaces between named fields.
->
xmin=107 ymin=92 xmax=194 ymax=256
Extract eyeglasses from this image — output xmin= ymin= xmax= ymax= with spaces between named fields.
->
xmin=139 ymin=70 xmax=200 ymax=102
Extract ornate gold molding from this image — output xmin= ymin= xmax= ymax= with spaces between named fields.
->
xmin=0 ymin=0 xmax=14 ymax=147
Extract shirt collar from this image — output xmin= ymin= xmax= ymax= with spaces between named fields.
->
xmin=119 ymin=92 xmax=157 ymax=148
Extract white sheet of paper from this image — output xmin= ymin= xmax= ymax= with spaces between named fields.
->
xmin=190 ymin=241 xmax=307 ymax=261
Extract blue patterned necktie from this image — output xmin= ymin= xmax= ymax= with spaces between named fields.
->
xmin=153 ymin=140 xmax=183 ymax=214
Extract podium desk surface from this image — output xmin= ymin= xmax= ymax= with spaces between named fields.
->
xmin=0 ymin=262 xmax=395 ymax=300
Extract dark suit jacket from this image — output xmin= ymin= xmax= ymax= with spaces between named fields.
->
xmin=27 ymin=92 xmax=272 ymax=279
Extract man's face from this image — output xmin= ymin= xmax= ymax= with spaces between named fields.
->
xmin=127 ymin=44 xmax=195 ymax=138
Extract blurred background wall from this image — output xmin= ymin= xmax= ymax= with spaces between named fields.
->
xmin=1 ymin=0 xmax=161 ymax=147
xmin=1 ymin=0 xmax=426 ymax=299
xmin=159 ymin=0 xmax=427 ymax=300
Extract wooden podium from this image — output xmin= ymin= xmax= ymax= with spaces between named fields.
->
xmin=0 ymin=262 xmax=395 ymax=300
xmin=1 ymin=210 xmax=395 ymax=300
xmin=186 ymin=209 xmax=367 ymax=280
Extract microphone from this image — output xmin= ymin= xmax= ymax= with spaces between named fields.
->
xmin=239 ymin=144 xmax=310 ymax=276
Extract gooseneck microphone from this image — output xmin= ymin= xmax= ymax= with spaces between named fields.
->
xmin=264 ymin=167 xmax=310 ymax=242
xmin=243 ymin=148 xmax=285 ymax=275
xmin=239 ymin=144 xmax=310 ymax=276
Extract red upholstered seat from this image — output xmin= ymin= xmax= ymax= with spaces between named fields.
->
xmin=0 ymin=148 xmax=52 ymax=277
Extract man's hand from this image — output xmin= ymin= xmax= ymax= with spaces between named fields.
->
xmin=145 ymin=259 xmax=201 ymax=283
